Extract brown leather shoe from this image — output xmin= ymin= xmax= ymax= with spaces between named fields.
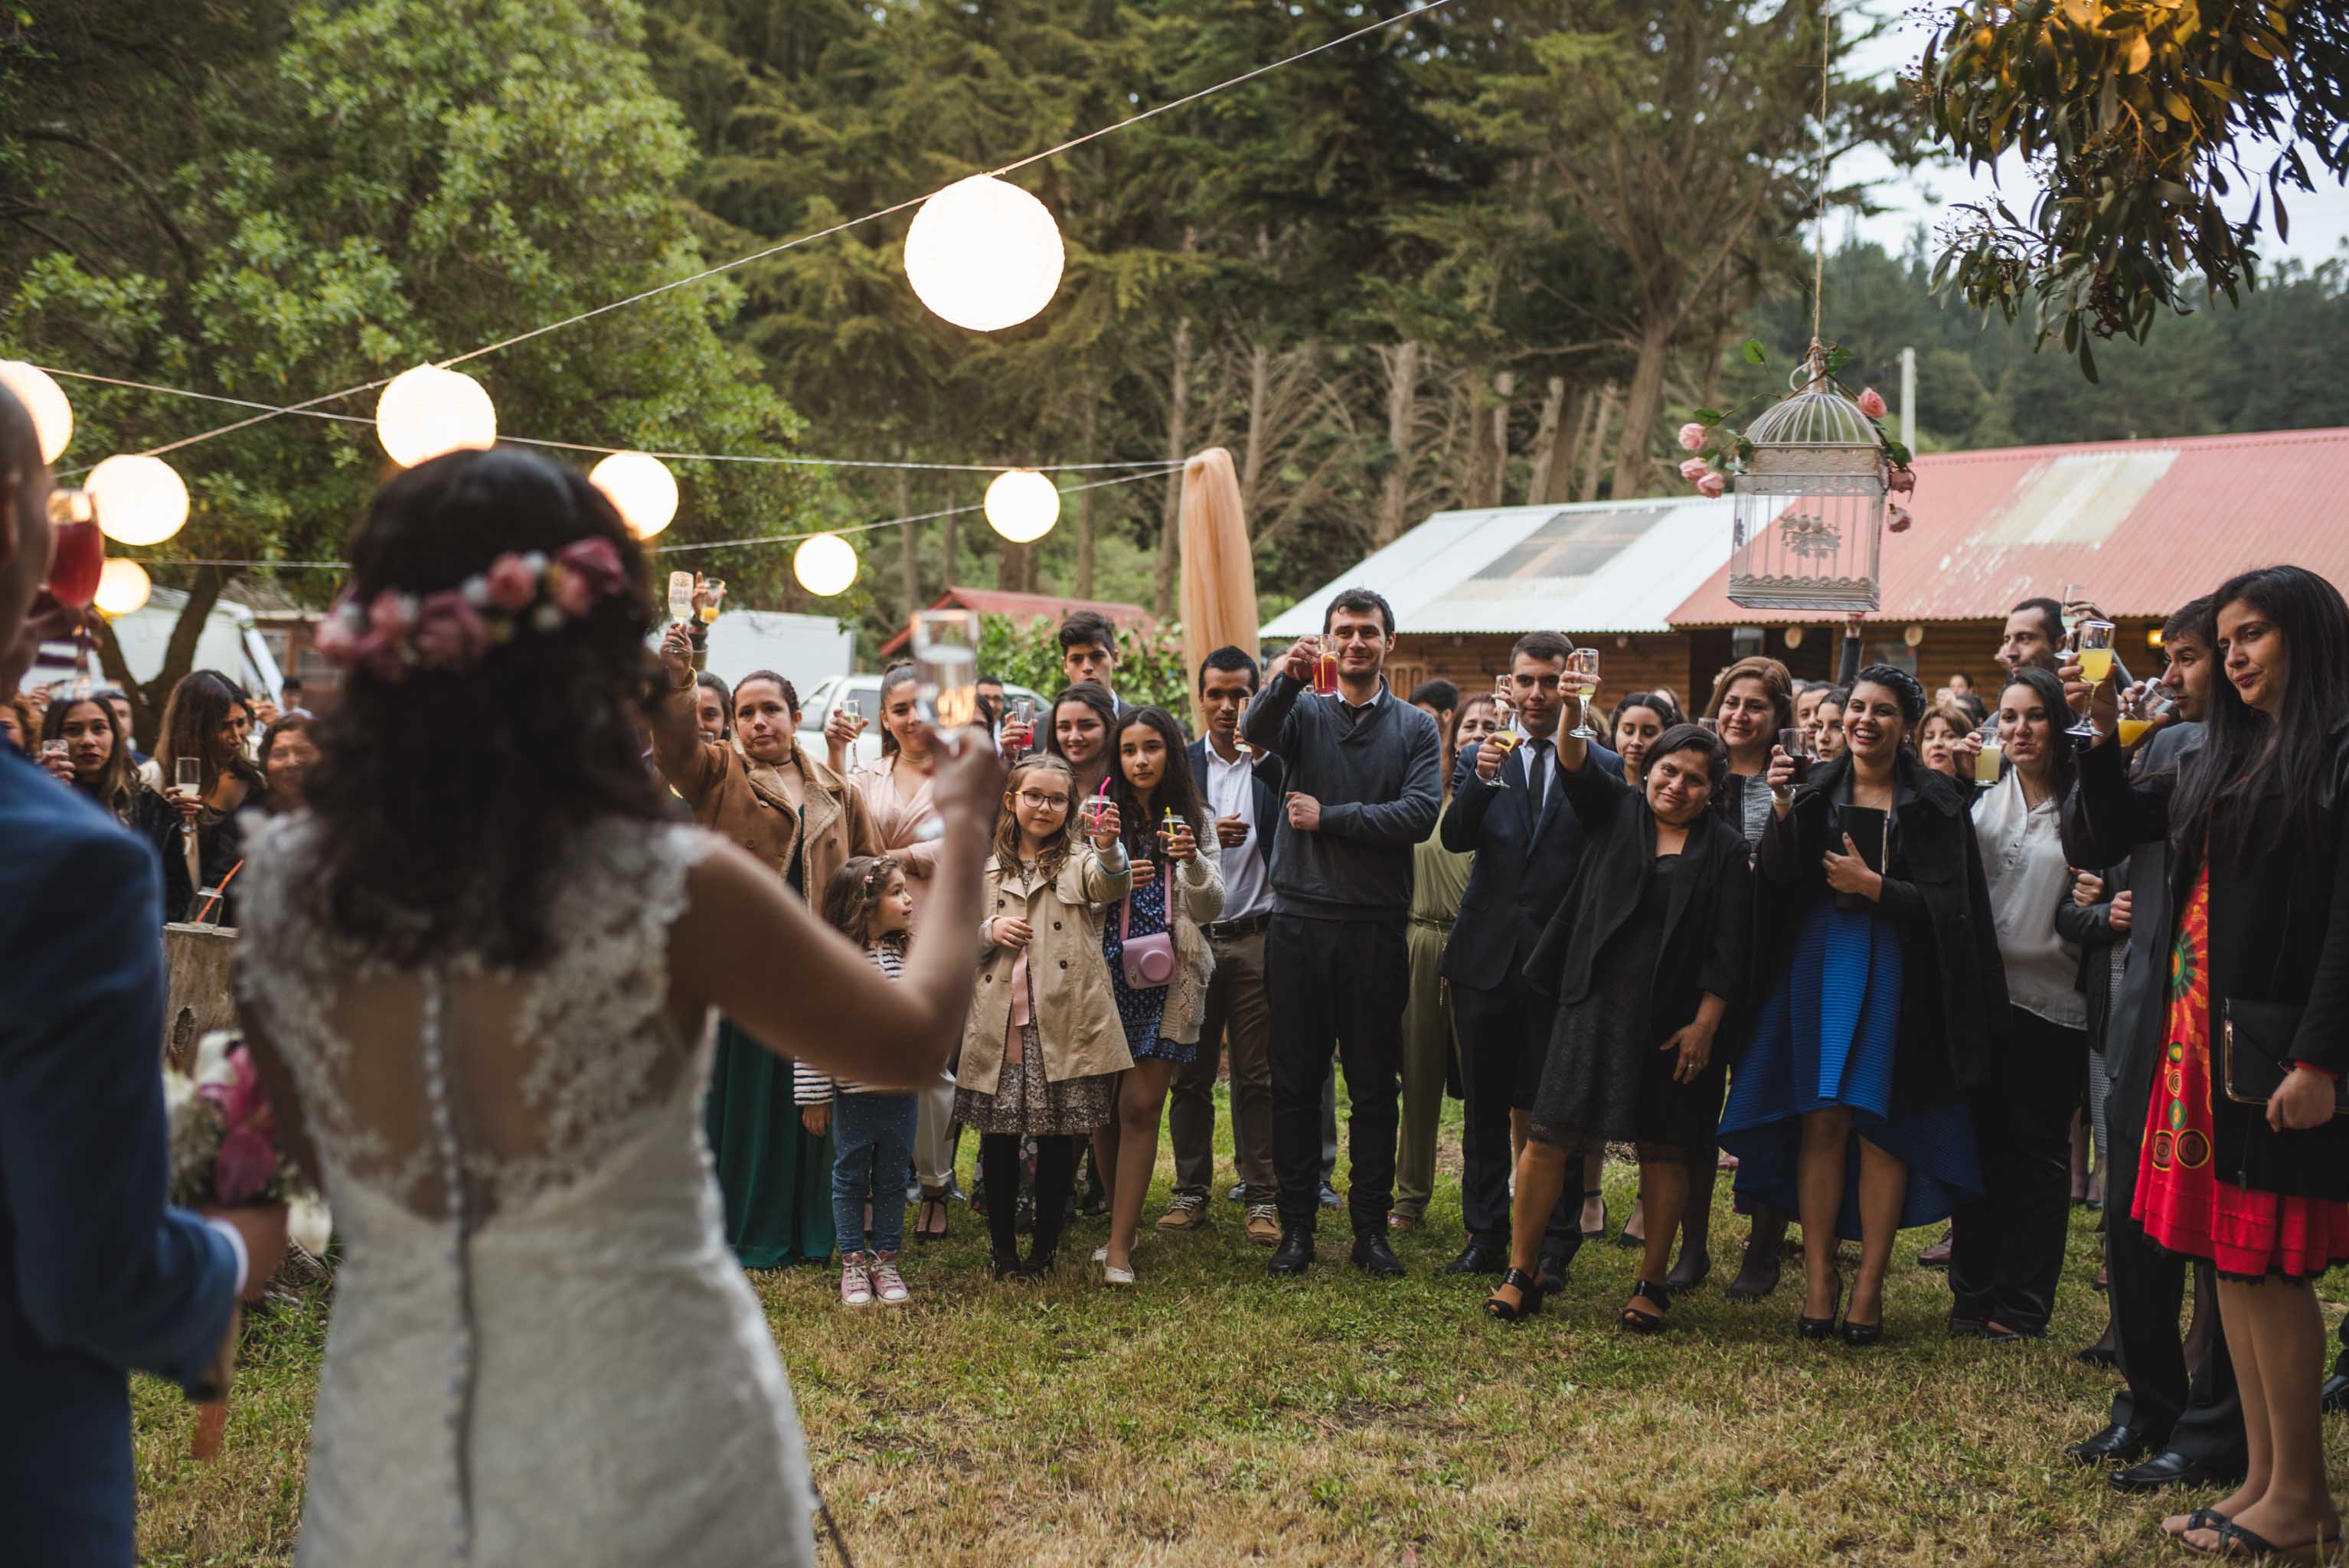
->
xmin=1244 ymin=1204 xmax=1282 ymax=1245
xmin=1155 ymin=1193 xmax=1209 ymax=1232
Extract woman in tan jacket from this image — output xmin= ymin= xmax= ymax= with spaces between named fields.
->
xmin=957 ymin=753 xmax=1132 ymax=1279
xmin=654 ymin=635 xmax=882 ymax=1266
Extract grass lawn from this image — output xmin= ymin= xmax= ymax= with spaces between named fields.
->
xmin=131 ymin=1092 xmax=2349 ymax=1566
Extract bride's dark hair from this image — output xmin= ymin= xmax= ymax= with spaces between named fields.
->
xmin=304 ymin=447 xmax=664 ymax=967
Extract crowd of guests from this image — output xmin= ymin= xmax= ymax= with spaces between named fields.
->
xmin=18 ymin=545 xmax=2349 ymax=1558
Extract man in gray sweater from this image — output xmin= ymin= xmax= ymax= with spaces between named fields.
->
xmin=1243 ymin=586 xmax=1442 ymax=1277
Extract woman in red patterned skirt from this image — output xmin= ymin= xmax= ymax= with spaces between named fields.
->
xmin=2070 ymin=565 xmax=2349 ymax=1562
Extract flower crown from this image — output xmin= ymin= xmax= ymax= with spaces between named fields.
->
xmin=314 ymin=535 xmax=631 ymax=683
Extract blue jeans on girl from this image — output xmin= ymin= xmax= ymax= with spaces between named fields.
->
xmin=831 ymin=1093 xmax=920 ymax=1255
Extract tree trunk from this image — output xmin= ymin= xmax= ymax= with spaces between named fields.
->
xmin=1375 ymin=339 xmax=1421 ymax=544
xmin=1240 ymin=341 xmax=1271 ymax=516
xmin=1484 ymin=370 xmax=1515 ymax=508
xmin=1525 ymin=377 xmax=1567 ymax=506
xmin=896 ymin=464 xmax=920 ymax=619
xmin=995 ymin=536 xmax=1024 ymax=591
xmin=1609 ymin=315 xmax=1676 ymax=500
xmin=1579 ymin=381 xmax=1617 ymax=504
xmin=108 ymin=564 xmax=227 ymax=740
xmin=1075 ymin=395 xmax=1099 ymax=599
xmin=939 ymin=494 xmax=959 ymax=598
xmin=1153 ymin=316 xmax=1193 ymax=619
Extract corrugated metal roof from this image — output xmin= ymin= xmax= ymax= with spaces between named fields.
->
xmin=1668 ymin=426 xmax=2349 ymax=626
xmin=1263 ymin=495 xmax=1737 ymax=639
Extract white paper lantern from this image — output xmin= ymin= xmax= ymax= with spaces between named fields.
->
xmin=94 ymin=557 xmax=152 ymax=617
xmin=87 ymin=453 xmax=190 ymax=546
xmin=984 ymin=469 xmax=1060 ymax=543
xmin=902 ymin=175 xmax=1065 ymax=333
xmin=375 ymin=364 xmax=497 ymax=468
xmin=794 ymin=532 xmax=858 ymax=597
xmin=0 ymin=361 xmax=73 ymax=463
xmin=590 ymin=451 xmax=679 ymax=540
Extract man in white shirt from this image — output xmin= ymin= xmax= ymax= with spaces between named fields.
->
xmin=1161 ymin=646 xmax=1286 ymax=1244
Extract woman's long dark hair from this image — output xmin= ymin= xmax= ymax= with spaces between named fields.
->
xmin=2172 ymin=565 xmax=2349 ymax=858
xmin=876 ymin=663 xmax=918 ymax=757
xmin=1996 ymin=665 xmax=2078 ymax=805
xmin=1109 ymin=704 xmax=1208 ymax=863
xmin=302 ymin=447 xmax=662 ymax=967
xmin=1047 ymin=681 xmax=1117 ymax=773
xmin=156 ymin=669 xmax=263 ymax=795
xmin=44 ymin=693 xmax=136 ymax=819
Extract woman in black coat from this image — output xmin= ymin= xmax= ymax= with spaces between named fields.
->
xmin=1483 ymin=717 xmax=1751 ymax=1331
xmin=2067 ymin=565 xmax=2349 ymax=1559
xmin=1718 ymin=666 xmax=2007 ymax=1345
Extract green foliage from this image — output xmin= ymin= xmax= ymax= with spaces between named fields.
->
xmin=1926 ymin=0 xmax=2349 ymax=367
xmin=975 ymin=613 xmax=1192 ymax=715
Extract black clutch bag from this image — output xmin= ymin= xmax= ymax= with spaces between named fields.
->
xmin=1832 ymin=803 xmax=1890 ymax=913
xmin=2221 ymin=998 xmax=2349 ymax=1116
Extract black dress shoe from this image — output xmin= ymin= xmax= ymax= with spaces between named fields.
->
xmin=2324 ymin=1373 xmax=2349 ymax=1415
xmin=2064 ymin=1423 xmax=2155 ymax=1465
xmin=1442 ymin=1243 xmax=1509 ymax=1276
xmin=1351 ymin=1234 xmax=1406 ymax=1278
xmin=2111 ymin=1449 xmax=2249 ymax=1493
xmin=1267 ymin=1229 xmax=1314 ymax=1276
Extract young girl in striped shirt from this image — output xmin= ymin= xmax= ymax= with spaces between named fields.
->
xmin=800 ymin=854 xmax=920 ymax=1306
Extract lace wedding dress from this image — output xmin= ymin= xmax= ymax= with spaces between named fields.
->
xmin=237 ymin=816 xmax=814 ymax=1565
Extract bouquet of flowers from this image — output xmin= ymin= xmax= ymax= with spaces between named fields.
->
xmin=166 ymin=1031 xmax=330 ymax=1257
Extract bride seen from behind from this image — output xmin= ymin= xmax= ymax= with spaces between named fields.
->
xmin=231 ymin=447 xmax=999 ymax=1566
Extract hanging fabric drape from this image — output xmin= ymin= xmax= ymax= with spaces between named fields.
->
xmin=1176 ymin=448 xmax=1256 ymax=734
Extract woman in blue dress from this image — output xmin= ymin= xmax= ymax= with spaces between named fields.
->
xmin=1719 ymin=665 xmax=2006 ymax=1344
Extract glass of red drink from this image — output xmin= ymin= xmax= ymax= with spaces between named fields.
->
xmin=47 ymin=488 xmax=103 ymax=609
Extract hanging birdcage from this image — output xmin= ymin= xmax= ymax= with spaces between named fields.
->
xmin=1728 ymin=344 xmax=1885 ymax=612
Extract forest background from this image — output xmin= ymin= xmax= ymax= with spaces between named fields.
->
xmin=5 ymin=0 xmax=2346 ymax=713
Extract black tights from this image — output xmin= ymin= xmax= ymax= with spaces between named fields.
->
xmin=982 ymin=1133 xmax=1076 ymax=1269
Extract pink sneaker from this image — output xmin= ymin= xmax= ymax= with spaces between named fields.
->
xmin=838 ymin=1252 xmax=872 ymax=1308
xmin=869 ymin=1252 xmax=910 ymax=1305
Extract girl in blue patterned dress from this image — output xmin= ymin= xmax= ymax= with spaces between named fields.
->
xmin=1093 ymin=706 xmax=1224 ymax=1285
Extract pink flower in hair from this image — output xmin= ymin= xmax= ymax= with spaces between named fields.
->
xmin=368 ymin=591 xmax=417 ymax=637
xmin=413 ymin=590 xmax=491 ymax=671
xmin=1857 ymin=387 xmax=1887 ymax=420
xmin=484 ymin=554 xmax=539 ymax=612
xmin=1696 ymin=472 xmax=1726 ymax=498
xmin=553 ymin=536 xmax=626 ymax=600
xmin=1887 ymin=466 xmax=1916 ymax=495
xmin=545 ymin=563 xmax=593 ymax=619
xmin=1677 ymin=422 xmax=1708 ymax=452
xmin=1678 ymin=457 xmax=1711 ymax=484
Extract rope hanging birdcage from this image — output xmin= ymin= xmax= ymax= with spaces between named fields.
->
xmin=1727 ymin=340 xmax=1886 ymax=612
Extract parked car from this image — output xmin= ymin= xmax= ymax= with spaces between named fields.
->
xmin=796 ymin=673 xmax=1047 ymax=769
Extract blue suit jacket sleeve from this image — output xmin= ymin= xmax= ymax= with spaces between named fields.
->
xmin=2 ymin=820 xmax=238 ymax=1392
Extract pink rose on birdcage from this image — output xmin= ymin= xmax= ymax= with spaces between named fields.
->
xmin=1696 ymin=472 xmax=1727 ymax=498
xmin=193 ymin=1041 xmax=280 ymax=1205
xmin=1677 ymin=422 xmax=1709 ymax=452
xmin=484 ymin=554 xmax=539 ymax=612
xmin=1889 ymin=504 xmax=1913 ymax=534
xmin=1678 ymin=457 xmax=1711 ymax=485
xmin=1887 ymin=466 xmax=1916 ymax=496
xmin=553 ymin=536 xmax=626 ymax=599
xmin=413 ymin=590 xmax=490 ymax=671
xmin=1857 ymin=387 xmax=1887 ymax=420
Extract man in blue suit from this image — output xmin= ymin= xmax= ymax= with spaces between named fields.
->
xmin=1439 ymin=631 xmax=1622 ymax=1286
xmin=0 ymin=383 xmax=282 ymax=1566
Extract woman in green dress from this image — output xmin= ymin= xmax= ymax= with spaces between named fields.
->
xmin=654 ymin=634 xmax=883 ymax=1266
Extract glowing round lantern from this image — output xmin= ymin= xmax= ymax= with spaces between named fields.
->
xmin=590 ymin=451 xmax=679 ymax=540
xmin=0 ymin=361 xmax=74 ymax=463
xmin=984 ymin=469 xmax=1060 ymax=543
xmin=87 ymin=453 xmax=190 ymax=546
xmin=902 ymin=175 xmax=1065 ymax=333
xmin=375 ymin=365 xmax=497 ymax=468
xmin=93 ymin=557 xmax=153 ymax=617
xmin=793 ymin=532 xmax=858 ymax=597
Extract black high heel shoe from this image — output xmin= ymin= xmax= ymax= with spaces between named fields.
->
xmin=1483 ymin=1266 xmax=1545 ymax=1323
xmin=1797 ymin=1272 xmax=1843 ymax=1341
xmin=1620 ymin=1279 xmax=1671 ymax=1334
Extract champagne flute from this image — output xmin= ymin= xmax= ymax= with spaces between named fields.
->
xmin=910 ymin=608 xmax=982 ymax=753
xmin=698 ymin=577 xmax=726 ymax=626
xmin=2069 ymin=619 xmax=2115 ymax=740
xmin=1566 ymin=648 xmax=1600 ymax=740
xmin=667 ymin=570 xmax=695 ymax=626
xmin=1487 ymin=675 xmax=1521 ymax=787
xmin=174 ymin=756 xmax=204 ymax=803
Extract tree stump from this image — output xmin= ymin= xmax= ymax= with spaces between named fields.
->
xmin=162 ymin=923 xmax=239 ymax=1071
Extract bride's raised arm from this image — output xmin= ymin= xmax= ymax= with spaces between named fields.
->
xmin=668 ymin=730 xmax=1001 ymax=1090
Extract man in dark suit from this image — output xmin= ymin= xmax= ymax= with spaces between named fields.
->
xmin=0 ymin=382 xmax=283 ymax=1565
xmin=1439 ymin=631 xmax=1622 ymax=1287
xmin=2060 ymin=596 xmax=2246 ymax=1491
xmin=1163 ymin=647 xmax=1288 ymax=1243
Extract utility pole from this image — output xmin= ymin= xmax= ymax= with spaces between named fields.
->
xmin=1899 ymin=346 xmax=1916 ymax=452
